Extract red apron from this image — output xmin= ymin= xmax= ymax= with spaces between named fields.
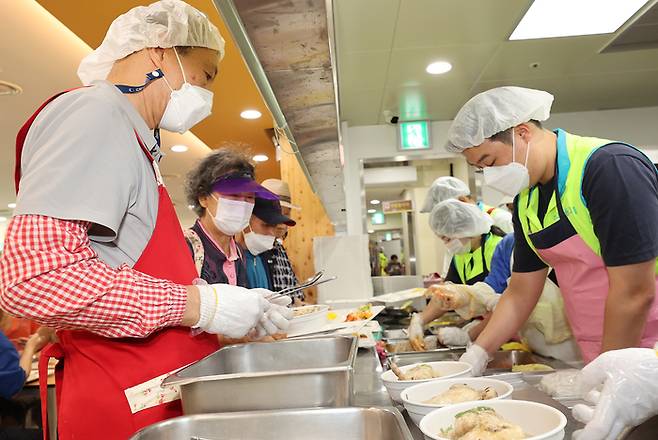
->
xmin=16 ymin=90 xmax=219 ymax=439
xmin=525 ymin=175 xmax=658 ymax=363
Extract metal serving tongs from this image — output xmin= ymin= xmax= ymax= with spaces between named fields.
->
xmin=278 ymin=271 xmax=337 ymax=297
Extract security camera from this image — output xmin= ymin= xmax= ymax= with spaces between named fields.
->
xmin=383 ymin=110 xmax=399 ymax=125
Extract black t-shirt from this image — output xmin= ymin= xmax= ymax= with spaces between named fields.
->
xmin=444 ymin=260 xmax=461 ymax=284
xmin=513 ymin=143 xmax=658 ymax=272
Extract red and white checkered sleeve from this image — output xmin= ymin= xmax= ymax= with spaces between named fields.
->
xmin=0 ymin=215 xmax=188 ymax=338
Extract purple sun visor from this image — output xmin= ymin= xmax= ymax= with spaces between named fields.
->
xmin=211 ymin=172 xmax=278 ymax=200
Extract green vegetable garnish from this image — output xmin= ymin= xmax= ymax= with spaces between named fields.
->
xmin=455 ymin=406 xmax=495 ymax=418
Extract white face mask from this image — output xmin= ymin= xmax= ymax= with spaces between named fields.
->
xmin=211 ymin=196 xmax=254 ymax=236
xmin=159 ymin=48 xmax=214 ymax=134
xmin=483 ymin=128 xmax=530 ymax=201
xmin=446 ymin=238 xmax=471 ymax=255
xmin=244 ymin=228 xmax=276 ymax=255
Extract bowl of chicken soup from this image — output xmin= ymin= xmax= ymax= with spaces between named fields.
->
xmin=381 ymin=361 xmax=472 ymax=403
xmin=420 ymin=399 xmax=567 ymax=440
xmin=401 ymin=377 xmax=513 ymax=426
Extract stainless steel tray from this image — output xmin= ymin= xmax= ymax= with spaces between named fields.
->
xmin=130 ymin=407 xmax=414 ymax=440
xmin=386 ymin=348 xmax=465 ymax=366
xmin=485 ymin=350 xmax=572 ymax=374
xmin=163 ymin=336 xmax=358 ymax=414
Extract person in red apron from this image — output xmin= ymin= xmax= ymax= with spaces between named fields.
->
xmin=0 ymin=1 xmax=290 ymax=438
xmin=443 ymin=86 xmax=658 ymax=375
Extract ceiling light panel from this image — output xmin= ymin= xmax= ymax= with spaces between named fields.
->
xmin=510 ymin=0 xmax=650 ymax=40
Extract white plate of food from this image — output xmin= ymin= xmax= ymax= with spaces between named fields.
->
xmin=419 ymin=399 xmax=567 ymax=440
xmin=381 ymin=361 xmax=472 ymax=403
xmin=401 ymin=377 xmax=513 ymax=426
xmin=286 ymin=304 xmax=384 ymax=338
xmin=287 ymin=305 xmax=330 ymax=335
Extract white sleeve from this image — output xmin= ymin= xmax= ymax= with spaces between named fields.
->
xmin=15 ymin=91 xmax=139 ymax=239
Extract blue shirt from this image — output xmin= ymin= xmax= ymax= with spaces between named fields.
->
xmin=484 ymin=233 xmax=515 ymax=293
xmin=0 ymin=332 xmax=26 ymax=399
xmin=245 ymin=251 xmax=271 ymax=289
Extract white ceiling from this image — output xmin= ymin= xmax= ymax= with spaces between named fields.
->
xmin=0 ymin=1 xmax=210 ymax=227
xmin=335 ymin=0 xmax=658 ymax=126
xmin=365 ymin=187 xmax=407 ymax=205
xmin=364 ymin=157 xmax=458 ymax=207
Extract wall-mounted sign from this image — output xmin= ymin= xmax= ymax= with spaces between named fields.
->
xmin=371 ymin=212 xmax=385 ymax=225
xmin=399 ymin=120 xmax=431 ymax=150
xmin=382 ymin=200 xmax=413 ymax=214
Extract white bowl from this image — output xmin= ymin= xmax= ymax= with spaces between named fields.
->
xmin=287 ymin=305 xmax=330 ymax=335
xmin=401 ymin=377 xmax=514 ymax=427
xmin=381 ymin=361 xmax=472 ymax=403
xmin=419 ymin=399 xmax=567 ymax=440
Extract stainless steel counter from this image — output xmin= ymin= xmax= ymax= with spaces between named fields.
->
xmin=352 ymin=347 xmax=583 ymax=439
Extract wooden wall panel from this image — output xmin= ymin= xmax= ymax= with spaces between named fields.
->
xmin=278 ymin=139 xmax=335 ymax=304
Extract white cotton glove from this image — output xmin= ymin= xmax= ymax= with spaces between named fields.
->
xmin=194 ymin=284 xmax=270 ymax=338
xmin=470 ymin=282 xmax=500 ymax=312
xmin=251 ymin=288 xmax=294 ymax=338
xmin=437 ymin=327 xmax=470 ymax=346
xmin=572 ymin=348 xmax=658 ymax=440
xmin=251 ymin=288 xmax=293 ymax=307
xmin=408 ymin=313 xmax=426 ymax=351
xmin=459 ymin=343 xmax=489 ymax=376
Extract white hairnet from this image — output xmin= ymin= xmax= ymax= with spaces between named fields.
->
xmin=446 ymin=86 xmax=554 ymax=152
xmin=78 ymin=0 xmax=225 ymax=85
xmin=429 ymin=199 xmax=493 ymax=238
xmin=420 ymin=176 xmax=470 ymax=213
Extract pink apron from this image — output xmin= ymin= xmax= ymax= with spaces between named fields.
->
xmin=526 ymin=175 xmax=658 ymax=363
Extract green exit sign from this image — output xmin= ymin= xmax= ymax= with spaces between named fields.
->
xmin=399 ymin=120 xmax=431 ymax=150
xmin=371 ymin=212 xmax=385 ymax=225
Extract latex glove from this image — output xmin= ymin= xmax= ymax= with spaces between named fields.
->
xmin=408 ymin=313 xmax=425 ymax=351
xmin=194 ymin=284 xmax=270 ymax=338
xmin=429 ymin=284 xmax=488 ymax=320
xmin=539 ymin=369 xmax=583 ymax=398
xmin=572 ymin=348 xmax=658 ymax=440
xmin=470 ymin=282 xmax=500 ymax=312
xmin=459 ymin=344 xmax=489 ymax=376
xmin=437 ymin=327 xmax=470 ymax=346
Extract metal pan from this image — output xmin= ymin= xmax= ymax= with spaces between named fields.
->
xmin=163 ymin=336 xmax=358 ymax=414
xmin=130 ymin=407 xmax=414 ymax=440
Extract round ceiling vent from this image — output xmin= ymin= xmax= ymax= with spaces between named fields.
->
xmin=0 ymin=80 xmax=23 ymax=96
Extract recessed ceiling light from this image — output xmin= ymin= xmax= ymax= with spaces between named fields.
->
xmin=367 ymin=229 xmax=375 ymax=234
xmin=426 ymin=61 xmax=452 ymax=75
xmin=240 ymin=109 xmax=262 ymax=120
xmin=370 ymin=199 xmax=381 ymax=205
xmin=367 ymin=209 xmax=376 ymax=214
xmin=171 ymin=145 xmax=188 ymax=153
xmin=0 ymin=80 xmax=22 ymax=96
xmin=0 ymin=216 xmax=6 ymax=222
xmin=509 ymin=0 xmax=650 ymax=40
xmin=253 ymin=154 xmax=269 ymax=162
xmin=8 ymin=203 xmax=16 ymax=209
